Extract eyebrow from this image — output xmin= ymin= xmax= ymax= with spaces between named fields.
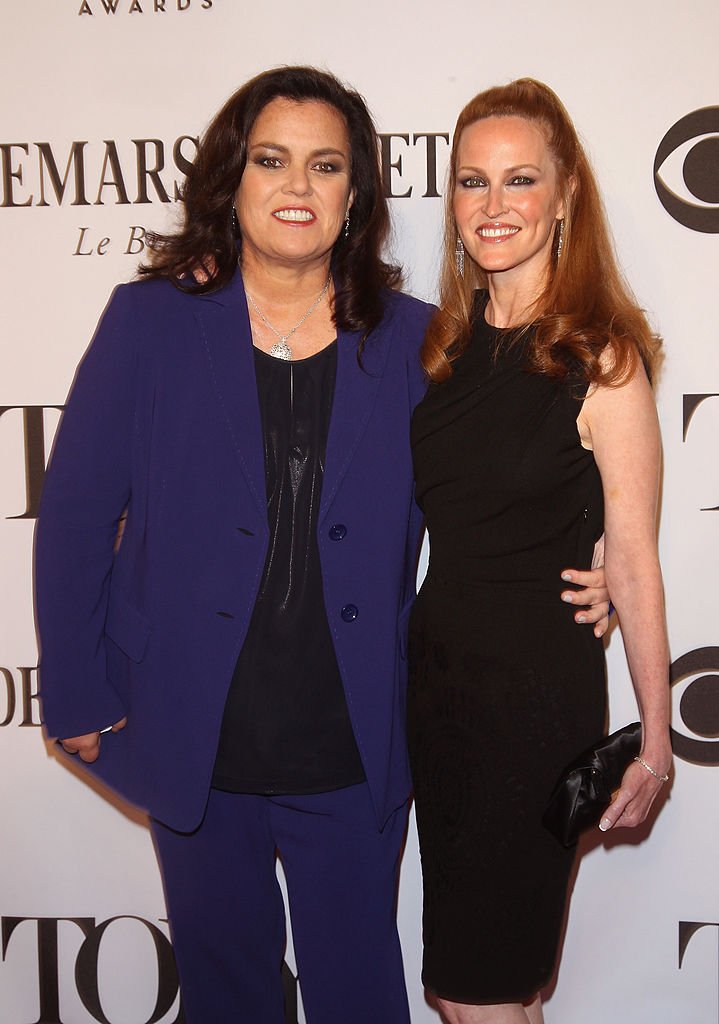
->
xmin=249 ymin=142 xmax=348 ymax=159
xmin=457 ymin=163 xmax=543 ymax=174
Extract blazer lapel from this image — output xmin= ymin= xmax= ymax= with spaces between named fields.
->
xmin=193 ymin=270 xmax=267 ymax=519
xmin=320 ymin=325 xmax=390 ymax=521
xmin=192 ymin=268 xmax=390 ymax=523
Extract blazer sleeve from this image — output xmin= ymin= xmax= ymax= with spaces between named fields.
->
xmin=398 ymin=293 xmax=434 ymax=609
xmin=35 ymin=284 xmax=139 ymax=739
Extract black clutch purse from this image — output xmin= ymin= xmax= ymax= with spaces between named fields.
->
xmin=542 ymin=722 xmax=642 ymax=847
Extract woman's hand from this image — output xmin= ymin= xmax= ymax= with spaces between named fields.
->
xmin=59 ymin=717 xmax=127 ymax=763
xmin=599 ymin=746 xmax=672 ymax=831
xmin=560 ymin=565 xmax=610 ymax=637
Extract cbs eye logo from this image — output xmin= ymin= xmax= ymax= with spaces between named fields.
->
xmin=654 ymin=108 xmax=719 ymax=233
xmin=671 ymin=647 xmax=719 ymax=765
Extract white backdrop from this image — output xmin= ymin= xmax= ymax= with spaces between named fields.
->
xmin=1 ymin=1 xmax=718 ymax=1022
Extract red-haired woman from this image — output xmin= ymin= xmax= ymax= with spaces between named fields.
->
xmin=407 ymin=79 xmax=671 ymax=1024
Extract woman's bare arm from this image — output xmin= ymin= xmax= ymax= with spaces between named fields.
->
xmin=579 ymin=360 xmax=672 ymax=829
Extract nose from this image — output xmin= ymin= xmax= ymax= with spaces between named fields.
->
xmin=283 ymin=163 xmax=312 ymax=196
xmin=482 ymin=185 xmax=507 ymax=221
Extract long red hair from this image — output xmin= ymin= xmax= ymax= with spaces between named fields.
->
xmin=422 ymin=79 xmax=661 ymax=385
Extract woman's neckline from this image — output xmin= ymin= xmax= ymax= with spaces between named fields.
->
xmin=477 ymin=289 xmax=530 ymax=332
xmin=253 ymin=338 xmax=337 ymax=365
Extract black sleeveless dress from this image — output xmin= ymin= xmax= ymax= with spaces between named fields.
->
xmin=407 ymin=302 xmax=607 ymax=1004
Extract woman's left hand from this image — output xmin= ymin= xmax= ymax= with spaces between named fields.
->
xmin=560 ymin=565 xmax=610 ymax=637
xmin=599 ymin=749 xmax=672 ymax=832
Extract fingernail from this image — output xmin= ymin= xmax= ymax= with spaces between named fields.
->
xmin=576 ymin=615 xmax=587 ymax=623
xmin=562 ymin=594 xmax=573 ymax=603
xmin=561 ymin=572 xmax=572 ymax=581
xmin=599 ymin=818 xmax=611 ymax=832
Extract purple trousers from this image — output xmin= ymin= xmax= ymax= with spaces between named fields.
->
xmin=151 ymin=783 xmax=410 ymax=1023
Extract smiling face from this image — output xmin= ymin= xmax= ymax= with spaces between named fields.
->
xmin=235 ymin=97 xmax=354 ymax=272
xmin=453 ymin=115 xmax=565 ymax=294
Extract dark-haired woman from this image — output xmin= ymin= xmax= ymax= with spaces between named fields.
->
xmin=35 ymin=67 xmax=609 ymax=1023
xmin=407 ymin=79 xmax=671 ymax=1024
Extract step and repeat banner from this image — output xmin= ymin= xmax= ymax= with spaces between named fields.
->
xmin=1 ymin=1 xmax=717 ymax=1022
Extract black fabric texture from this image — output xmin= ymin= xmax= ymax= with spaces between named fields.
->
xmin=408 ymin=296 xmax=607 ymax=1002
xmin=212 ymin=341 xmax=365 ymax=795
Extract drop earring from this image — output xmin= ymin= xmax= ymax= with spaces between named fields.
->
xmin=556 ymin=219 xmax=565 ymax=259
xmin=232 ymin=205 xmax=240 ymax=236
xmin=344 ymin=212 xmax=350 ymax=238
xmin=455 ymin=236 xmax=465 ymax=276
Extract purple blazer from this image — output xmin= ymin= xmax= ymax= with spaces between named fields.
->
xmin=35 ymin=270 xmax=432 ymax=832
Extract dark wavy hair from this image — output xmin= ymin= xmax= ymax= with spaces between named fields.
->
xmin=138 ymin=66 xmax=401 ymax=333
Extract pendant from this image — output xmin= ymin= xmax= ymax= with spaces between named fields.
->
xmin=268 ymin=339 xmax=292 ymax=361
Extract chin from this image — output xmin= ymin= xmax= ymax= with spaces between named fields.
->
xmin=474 ymin=254 xmax=517 ymax=275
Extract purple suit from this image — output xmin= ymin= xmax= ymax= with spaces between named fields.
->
xmin=36 ymin=270 xmax=432 ymax=831
xmin=36 ymin=270 xmax=432 ymax=1021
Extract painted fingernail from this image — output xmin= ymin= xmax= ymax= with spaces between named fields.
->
xmin=599 ymin=818 xmax=611 ymax=832
xmin=576 ymin=615 xmax=587 ymax=623
xmin=561 ymin=572 xmax=572 ymax=581
xmin=562 ymin=594 xmax=573 ymax=603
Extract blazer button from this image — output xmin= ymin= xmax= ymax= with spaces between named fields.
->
xmin=329 ymin=523 xmax=347 ymax=541
xmin=341 ymin=604 xmax=359 ymax=622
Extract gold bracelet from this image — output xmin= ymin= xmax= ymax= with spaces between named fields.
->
xmin=634 ymin=755 xmax=669 ymax=783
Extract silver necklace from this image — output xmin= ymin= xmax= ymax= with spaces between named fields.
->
xmin=245 ymin=274 xmax=331 ymax=360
